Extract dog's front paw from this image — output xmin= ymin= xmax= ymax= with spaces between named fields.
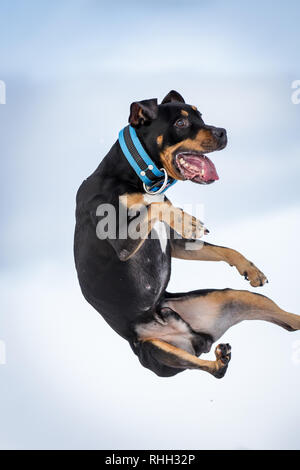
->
xmin=172 ymin=208 xmax=208 ymax=239
xmin=184 ymin=215 xmax=205 ymax=239
xmin=242 ymin=261 xmax=268 ymax=287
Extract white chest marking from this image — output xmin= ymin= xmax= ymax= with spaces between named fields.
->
xmin=152 ymin=220 xmax=167 ymax=253
xmin=143 ymin=194 xmax=164 ymax=204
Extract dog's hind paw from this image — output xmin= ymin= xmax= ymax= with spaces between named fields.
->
xmin=213 ymin=343 xmax=231 ymax=379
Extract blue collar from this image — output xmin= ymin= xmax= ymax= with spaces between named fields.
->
xmin=118 ymin=125 xmax=177 ymax=194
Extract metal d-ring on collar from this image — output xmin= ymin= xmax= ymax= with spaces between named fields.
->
xmin=118 ymin=125 xmax=177 ymax=194
xmin=143 ymin=168 xmax=169 ymax=194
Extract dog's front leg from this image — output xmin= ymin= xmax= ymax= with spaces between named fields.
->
xmin=171 ymin=238 xmax=268 ymax=287
xmin=112 ymin=193 xmax=206 ymax=261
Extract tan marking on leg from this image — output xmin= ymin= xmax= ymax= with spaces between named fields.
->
xmin=120 ymin=193 xmax=205 ymax=244
xmin=165 ymin=289 xmax=300 ymax=341
xmin=171 ymin=241 xmax=268 ymax=287
xmin=143 ymin=338 xmax=229 ymax=377
xmin=151 ymin=203 xmax=204 ymax=239
xmin=136 ymin=315 xmax=195 ymax=354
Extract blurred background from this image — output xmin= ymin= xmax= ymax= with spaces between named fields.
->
xmin=0 ymin=0 xmax=299 ymax=450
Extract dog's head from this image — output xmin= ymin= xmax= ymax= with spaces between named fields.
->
xmin=128 ymin=90 xmax=227 ymax=185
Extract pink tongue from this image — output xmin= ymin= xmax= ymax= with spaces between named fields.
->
xmin=182 ymin=155 xmax=219 ymax=182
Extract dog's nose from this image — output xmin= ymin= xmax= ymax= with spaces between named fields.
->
xmin=212 ymin=127 xmax=227 ymax=148
xmin=212 ymin=127 xmax=226 ymax=139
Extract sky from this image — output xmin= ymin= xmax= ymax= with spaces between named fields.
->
xmin=0 ymin=0 xmax=300 ymax=450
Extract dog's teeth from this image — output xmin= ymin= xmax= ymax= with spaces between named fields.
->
xmin=201 ymin=169 xmax=205 ymax=176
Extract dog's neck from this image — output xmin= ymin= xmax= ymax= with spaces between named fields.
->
xmin=95 ymin=140 xmax=145 ymax=192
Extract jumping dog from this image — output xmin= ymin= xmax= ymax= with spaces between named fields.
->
xmin=74 ymin=90 xmax=300 ymax=378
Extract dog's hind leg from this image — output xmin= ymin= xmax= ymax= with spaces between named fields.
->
xmin=163 ymin=289 xmax=300 ymax=343
xmin=135 ymin=338 xmax=231 ymax=378
xmin=134 ymin=308 xmax=231 ymax=378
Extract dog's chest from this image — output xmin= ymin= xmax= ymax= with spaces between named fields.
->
xmin=152 ymin=220 xmax=168 ymax=253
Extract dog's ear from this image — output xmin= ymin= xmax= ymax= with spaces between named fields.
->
xmin=161 ymin=90 xmax=185 ymax=104
xmin=128 ymin=98 xmax=158 ymax=128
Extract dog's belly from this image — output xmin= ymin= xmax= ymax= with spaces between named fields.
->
xmin=77 ymin=224 xmax=172 ymax=338
xmin=128 ymin=229 xmax=171 ymax=309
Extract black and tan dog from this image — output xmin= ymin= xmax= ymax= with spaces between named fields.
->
xmin=74 ymin=90 xmax=300 ymax=378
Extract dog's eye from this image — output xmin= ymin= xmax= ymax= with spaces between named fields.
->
xmin=174 ymin=118 xmax=189 ymax=129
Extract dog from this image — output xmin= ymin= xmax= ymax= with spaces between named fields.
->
xmin=74 ymin=90 xmax=300 ymax=378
